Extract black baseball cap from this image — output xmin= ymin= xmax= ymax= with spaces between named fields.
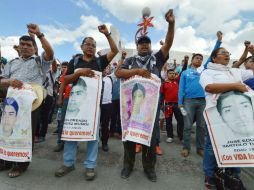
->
xmin=137 ymin=35 xmax=151 ymax=44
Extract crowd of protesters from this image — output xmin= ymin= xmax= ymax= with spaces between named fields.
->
xmin=0 ymin=8 xmax=254 ymax=190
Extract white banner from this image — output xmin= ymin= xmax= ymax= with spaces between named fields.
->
xmin=0 ymin=84 xmax=37 ymax=162
xmin=120 ymin=75 xmax=161 ymax=146
xmin=61 ymin=71 xmax=102 ymax=141
xmin=204 ymin=89 xmax=254 ymax=167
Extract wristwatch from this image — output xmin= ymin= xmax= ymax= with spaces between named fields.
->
xmin=37 ymin=33 xmax=45 ymax=39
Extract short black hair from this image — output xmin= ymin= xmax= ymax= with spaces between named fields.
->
xmin=167 ymin=69 xmax=175 ymax=74
xmin=132 ymin=83 xmax=146 ymax=98
xmin=210 ymin=47 xmax=224 ymax=63
xmin=191 ymin=53 xmax=203 ymax=60
xmin=137 ymin=35 xmax=151 ymax=44
xmin=74 ymin=78 xmax=87 ymax=92
xmin=61 ymin=61 xmax=68 ymax=66
xmin=4 ymin=97 xmax=19 ymax=115
xmin=81 ymin=37 xmax=95 ymax=45
xmin=19 ymin=35 xmax=36 ymax=47
xmin=217 ymin=91 xmax=252 ymax=115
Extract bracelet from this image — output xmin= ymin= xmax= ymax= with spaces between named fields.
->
xmin=37 ymin=33 xmax=45 ymax=39
xmin=121 ymin=56 xmax=125 ymax=60
xmin=106 ymin=32 xmax=111 ymax=37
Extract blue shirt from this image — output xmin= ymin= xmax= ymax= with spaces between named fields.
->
xmin=178 ymin=68 xmax=205 ymax=105
xmin=244 ymin=78 xmax=254 ymax=90
xmin=203 ymin=40 xmax=222 ymax=69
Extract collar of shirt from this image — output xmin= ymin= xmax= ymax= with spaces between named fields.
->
xmin=19 ymin=55 xmax=37 ymax=62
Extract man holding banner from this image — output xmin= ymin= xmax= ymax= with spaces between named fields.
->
xmin=115 ymin=9 xmax=175 ymax=182
xmin=55 ymin=24 xmax=118 ymax=181
xmin=0 ymin=23 xmax=54 ymax=178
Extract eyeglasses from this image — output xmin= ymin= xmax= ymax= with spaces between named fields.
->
xmin=217 ymin=51 xmax=231 ymax=56
xmin=83 ymin=43 xmax=96 ymax=48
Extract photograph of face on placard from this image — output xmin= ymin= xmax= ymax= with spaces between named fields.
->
xmin=0 ymin=88 xmax=35 ymax=142
xmin=216 ymin=91 xmax=254 ymax=138
xmin=121 ymin=81 xmax=158 ymax=132
xmin=65 ymin=76 xmax=100 ymax=119
xmin=120 ymin=75 xmax=161 ymax=146
xmin=66 ymin=78 xmax=89 ymax=118
xmin=62 ymin=71 xmax=102 ymax=141
xmin=205 ymin=90 xmax=254 ymax=167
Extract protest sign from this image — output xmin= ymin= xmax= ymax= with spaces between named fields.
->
xmin=61 ymin=71 xmax=102 ymax=141
xmin=204 ymin=90 xmax=254 ymax=167
xmin=0 ymin=84 xmax=37 ymax=162
xmin=120 ymin=75 xmax=161 ymax=146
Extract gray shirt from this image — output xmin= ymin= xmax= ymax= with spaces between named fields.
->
xmin=121 ymin=50 xmax=167 ymax=77
xmin=1 ymin=54 xmax=51 ymax=86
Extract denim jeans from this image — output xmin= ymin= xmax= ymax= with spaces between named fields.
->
xmin=203 ymin=129 xmax=241 ymax=178
xmin=183 ymin=98 xmax=206 ymax=150
xmin=155 ymin=104 xmax=160 ymax=145
xmin=165 ymin=103 xmax=184 ymax=140
xmin=63 ymin=113 xmax=100 ymax=169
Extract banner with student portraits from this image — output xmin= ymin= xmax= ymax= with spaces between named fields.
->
xmin=120 ymin=74 xmax=161 ymax=146
xmin=61 ymin=70 xmax=102 ymax=141
xmin=0 ymin=84 xmax=37 ymax=162
xmin=204 ymin=88 xmax=254 ymax=167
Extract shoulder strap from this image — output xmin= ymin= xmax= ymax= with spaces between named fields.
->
xmin=107 ymin=75 xmax=113 ymax=94
xmin=100 ymin=80 xmax=105 ymax=106
xmin=8 ymin=58 xmax=19 ymax=64
xmin=35 ymin=56 xmax=41 ymax=64
xmin=35 ymin=56 xmax=43 ymax=76
xmin=74 ymin=56 xmax=81 ymax=70
xmin=95 ymin=57 xmax=101 ymax=71
xmin=130 ymin=57 xmax=135 ymax=69
xmin=49 ymin=70 xmax=55 ymax=86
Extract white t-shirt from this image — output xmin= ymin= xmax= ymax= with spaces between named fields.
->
xmin=102 ymin=73 xmax=117 ymax=104
xmin=200 ymin=62 xmax=253 ymax=109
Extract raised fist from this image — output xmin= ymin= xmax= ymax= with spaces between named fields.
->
xmin=217 ymin=31 xmax=223 ymax=42
xmin=244 ymin=40 xmax=251 ymax=48
xmin=165 ymin=9 xmax=175 ymax=24
xmin=27 ymin=23 xmax=41 ymax=36
xmin=98 ymin=24 xmax=110 ymax=36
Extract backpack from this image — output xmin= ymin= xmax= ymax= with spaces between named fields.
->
xmin=214 ymin=168 xmax=246 ymax=190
